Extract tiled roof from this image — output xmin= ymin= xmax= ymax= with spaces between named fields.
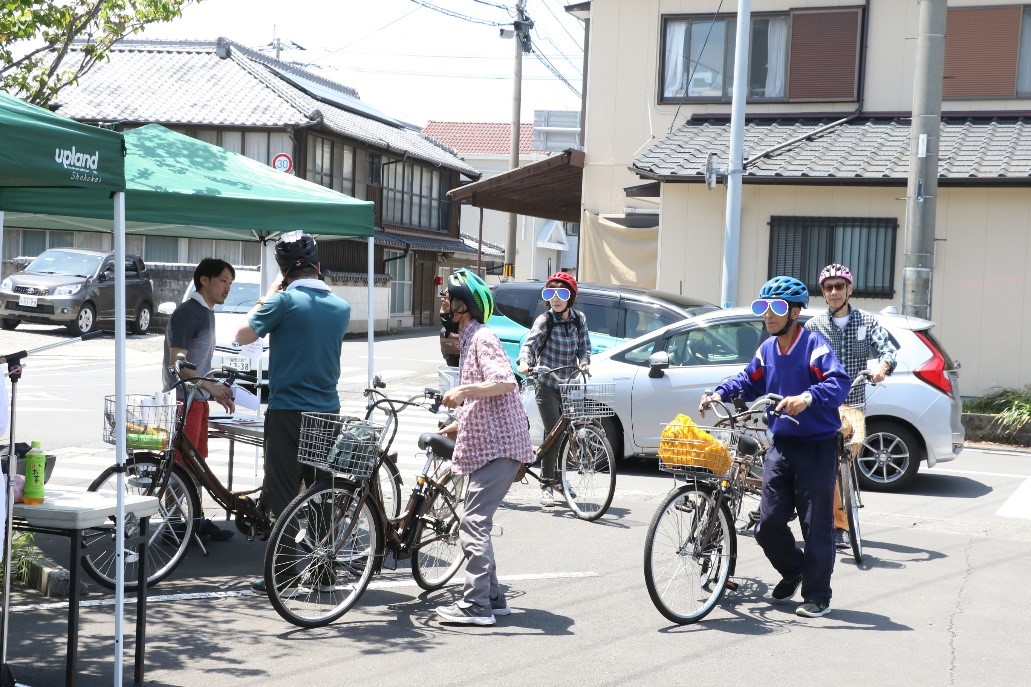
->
xmin=460 ymin=232 xmax=505 ymax=258
xmin=632 ymin=116 xmax=1031 ymax=184
xmin=53 ymin=39 xmax=476 ymax=176
xmin=422 ymin=121 xmax=539 ymax=155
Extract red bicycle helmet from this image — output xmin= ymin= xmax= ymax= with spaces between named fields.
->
xmin=819 ymin=263 xmax=854 ymax=286
xmin=546 ymin=271 xmax=578 ymax=296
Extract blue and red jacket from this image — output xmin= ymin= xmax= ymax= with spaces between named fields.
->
xmin=715 ymin=326 xmax=849 ymax=441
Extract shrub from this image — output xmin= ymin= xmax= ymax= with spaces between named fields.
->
xmin=965 ymin=385 xmax=1031 ymax=436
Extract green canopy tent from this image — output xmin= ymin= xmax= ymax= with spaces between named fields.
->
xmin=0 ymin=90 xmax=136 ymax=685
xmin=1 ymin=117 xmax=376 ymax=685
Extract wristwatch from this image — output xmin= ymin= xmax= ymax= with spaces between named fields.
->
xmin=800 ymin=391 xmax=814 ymax=407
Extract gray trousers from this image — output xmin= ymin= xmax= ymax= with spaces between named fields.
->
xmin=536 ymin=385 xmax=562 ymax=481
xmin=459 ymin=457 xmax=522 ymax=608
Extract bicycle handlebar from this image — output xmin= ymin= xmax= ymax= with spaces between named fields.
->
xmin=525 ymin=363 xmax=590 ymax=382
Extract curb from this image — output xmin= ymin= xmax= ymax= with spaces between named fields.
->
xmin=22 ymin=543 xmax=72 ymax=598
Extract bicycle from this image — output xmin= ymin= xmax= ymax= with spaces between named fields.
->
xmin=836 ymin=370 xmax=876 ymax=564
xmin=82 ymin=356 xmax=275 ymax=589
xmin=519 ymin=364 xmax=617 ymax=521
xmin=643 ymin=394 xmax=788 ymax=624
xmin=262 ymin=383 xmax=466 ymax=628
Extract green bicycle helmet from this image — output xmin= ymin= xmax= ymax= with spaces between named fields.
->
xmin=759 ymin=276 xmax=809 ymax=308
xmin=447 ymin=269 xmax=494 ymax=324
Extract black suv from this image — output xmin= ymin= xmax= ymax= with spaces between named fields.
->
xmin=0 ymin=248 xmax=154 ymax=335
xmin=440 ymin=280 xmax=719 ymax=367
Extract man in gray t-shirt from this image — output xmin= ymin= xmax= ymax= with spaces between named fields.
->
xmin=163 ymin=258 xmax=236 ymax=541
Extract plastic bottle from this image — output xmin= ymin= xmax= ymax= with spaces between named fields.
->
xmin=126 ymin=433 xmax=168 ymax=450
xmin=22 ymin=440 xmax=46 ymax=505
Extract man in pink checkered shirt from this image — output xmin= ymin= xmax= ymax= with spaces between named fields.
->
xmin=434 ymin=270 xmax=534 ymax=627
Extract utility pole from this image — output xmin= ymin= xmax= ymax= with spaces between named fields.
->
xmin=903 ymin=0 xmax=947 ymax=320
xmin=504 ymin=0 xmax=532 ymax=278
xmin=720 ymin=0 xmax=751 ymax=308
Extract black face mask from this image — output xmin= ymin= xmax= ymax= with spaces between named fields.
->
xmin=440 ymin=311 xmax=460 ymax=334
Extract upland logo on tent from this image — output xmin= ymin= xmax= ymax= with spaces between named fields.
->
xmin=55 ymin=146 xmax=99 ymax=172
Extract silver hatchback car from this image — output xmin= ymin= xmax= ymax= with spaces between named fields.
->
xmin=588 ymin=307 xmax=964 ymax=492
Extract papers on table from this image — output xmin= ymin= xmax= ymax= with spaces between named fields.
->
xmin=232 ymin=384 xmax=261 ymax=411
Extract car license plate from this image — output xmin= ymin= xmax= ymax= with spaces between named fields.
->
xmin=18 ymin=295 xmax=37 ymax=308
xmin=224 ymin=356 xmax=251 ymax=372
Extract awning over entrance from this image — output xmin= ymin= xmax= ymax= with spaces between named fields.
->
xmin=376 ymin=230 xmax=477 ymax=256
xmin=447 ymin=148 xmax=584 ymax=222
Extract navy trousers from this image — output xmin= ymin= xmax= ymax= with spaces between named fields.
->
xmin=755 ymin=435 xmax=838 ymax=605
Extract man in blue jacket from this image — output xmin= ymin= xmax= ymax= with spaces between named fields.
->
xmin=700 ymin=276 xmax=849 ymax=618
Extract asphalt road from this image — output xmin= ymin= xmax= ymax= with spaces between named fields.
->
xmin=2 ymin=323 xmax=1030 ymax=686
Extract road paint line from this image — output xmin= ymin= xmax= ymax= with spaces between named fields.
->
xmin=9 ymin=571 xmax=600 ymax=613
xmin=997 ymin=477 xmax=1031 ymax=520
xmin=933 ymin=468 xmax=1031 ymax=479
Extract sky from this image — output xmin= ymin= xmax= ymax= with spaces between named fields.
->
xmin=140 ymin=0 xmax=586 ymax=126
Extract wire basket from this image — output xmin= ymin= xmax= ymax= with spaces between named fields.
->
xmin=437 ymin=365 xmax=461 ymax=393
xmin=298 ymin=414 xmax=384 ymax=481
xmin=658 ymin=423 xmax=735 ymax=476
xmin=839 ymin=405 xmax=866 ymax=448
xmin=559 ymin=382 xmax=615 ymax=420
xmin=103 ymin=393 xmax=177 ymax=450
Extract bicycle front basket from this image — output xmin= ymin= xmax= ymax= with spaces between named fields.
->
xmin=558 ymin=382 xmax=615 ymax=420
xmin=298 ymin=414 xmax=383 ymax=481
xmin=658 ymin=423 xmax=734 ymax=476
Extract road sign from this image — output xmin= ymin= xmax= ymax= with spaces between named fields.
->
xmin=271 ymin=153 xmax=293 ymax=174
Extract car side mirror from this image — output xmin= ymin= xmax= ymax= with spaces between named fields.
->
xmin=158 ymin=302 xmax=176 ymax=316
xmin=647 ymin=351 xmax=669 ymax=379
xmin=96 ymin=272 xmax=107 ymax=283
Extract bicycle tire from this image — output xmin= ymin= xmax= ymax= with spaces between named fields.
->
xmin=411 ymin=473 xmax=465 ymax=591
xmin=82 ymin=455 xmax=200 ymax=590
xmin=375 ymin=454 xmax=403 ymax=520
xmin=559 ymin=421 xmax=616 ymax=521
xmin=263 ymin=481 xmax=380 ymax=628
xmin=841 ymin=458 xmax=864 ymax=563
xmin=643 ymin=484 xmax=736 ymax=625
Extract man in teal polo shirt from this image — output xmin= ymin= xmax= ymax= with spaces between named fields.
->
xmin=235 ymin=231 xmax=349 ymax=593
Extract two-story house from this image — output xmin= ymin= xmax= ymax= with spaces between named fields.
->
xmin=578 ymin=0 xmax=1031 ymax=396
xmin=3 ymin=38 xmax=480 ymax=329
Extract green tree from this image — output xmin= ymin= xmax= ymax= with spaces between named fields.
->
xmin=1 ymin=0 xmax=198 ymax=107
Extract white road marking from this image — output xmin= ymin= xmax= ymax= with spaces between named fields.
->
xmin=933 ymin=467 xmax=1030 ymax=479
xmin=997 ymin=477 xmax=1031 ymax=520
xmin=9 ymin=571 xmax=600 ymax=612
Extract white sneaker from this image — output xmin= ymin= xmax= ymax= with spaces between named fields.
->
xmin=539 ymin=487 xmax=555 ymax=507
xmin=489 ymin=594 xmax=511 ymax=616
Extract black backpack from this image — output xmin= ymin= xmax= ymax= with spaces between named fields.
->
xmin=539 ymin=309 xmax=586 ymax=350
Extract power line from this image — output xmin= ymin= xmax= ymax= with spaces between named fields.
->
xmin=532 ymin=52 xmax=581 ymax=98
xmin=534 ymin=28 xmax=581 ymax=79
xmin=469 ymin=0 xmax=510 ymax=11
xmin=539 ymin=0 xmax=583 ymax=51
xmin=408 ymin=0 xmax=507 ymax=26
xmin=316 ymin=6 xmax=423 ymax=60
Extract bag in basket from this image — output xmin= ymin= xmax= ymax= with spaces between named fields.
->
xmin=658 ymin=413 xmax=732 ymax=474
xmin=325 ymin=423 xmax=379 ymax=475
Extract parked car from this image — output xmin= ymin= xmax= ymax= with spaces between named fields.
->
xmin=440 ymin=280 xmax=719 ymax=372
xmin=587 ymin=307 xmax=964 ymax=492
xmin=176 ymin=269 xmax=269 ymax=385
xmin=0 ymin=248 xmax=154 ymax=335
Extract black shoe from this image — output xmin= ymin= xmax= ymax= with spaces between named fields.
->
xmin=834 ymin=529 xmax=850 ymax=550
xmin=250 ymin=578 xmax=266 ymax=593
xmin=771 ymin=572 xmax=803 ymax=601
xmin=200 ymin=518 xmax=234 ymax=542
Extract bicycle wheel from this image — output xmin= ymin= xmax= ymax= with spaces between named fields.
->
xmin=643 ymin=484 xmax=736 ymax=625
xmin=263 ymin=481 xmax=380 ymax=628
xmin=83 ymin=455 xmax=200 ymax=590
xmin=840 ymin=458 xmax=864 ymax=563
xmin=559 ymin=422 xmax=616 ymax=521
xmin=411 ymin=474 xmax=465 ymax=591
xmin=375 ymin=454 xmax=403 ymax=520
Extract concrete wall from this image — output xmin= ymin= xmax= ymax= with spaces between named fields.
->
xmin=658 ymin=182 xmax=1031 ymax=396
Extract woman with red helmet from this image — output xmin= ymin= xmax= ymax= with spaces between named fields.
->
xmin=517 ymin=271 xmax=592 ymax=507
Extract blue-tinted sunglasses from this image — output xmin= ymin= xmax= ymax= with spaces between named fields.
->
xmin=542 ymin=287 xmax=571 ymax=302
xmin=751 ymin=299 xmax=790 ymax=317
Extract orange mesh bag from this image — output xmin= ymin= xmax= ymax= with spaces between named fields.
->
xmin=658 ymin=414 xmax=733 ymax=475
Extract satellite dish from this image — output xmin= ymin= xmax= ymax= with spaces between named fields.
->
xmin=703 ymin=152 xmax=718 ymax=190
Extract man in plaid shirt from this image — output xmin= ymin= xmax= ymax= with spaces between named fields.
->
xmin=805 ymin=263 xmax=897 ymax=550
xmin=434 ymin=269 xmax=534 ymax=627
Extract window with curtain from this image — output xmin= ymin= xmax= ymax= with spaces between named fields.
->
xmin=384 ymin=249 xmax=412 ymax=316
xmin=383 ymin=160 xmax=443 ymax=231
xmin=144 ymin=236 xmax=180 ymax=263
xmin=660 ymin=10 xmax=858 ymax=103
xmin=768 ymin=216 xmax=897 ymax=298
xmin=306 ymin=135 xmax=334 ymax=189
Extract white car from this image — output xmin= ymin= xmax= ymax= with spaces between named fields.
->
xmin=180 ymin=269 xmax=269 ymax=385
xmin=588 ymin=307 xmax=964 ymax=492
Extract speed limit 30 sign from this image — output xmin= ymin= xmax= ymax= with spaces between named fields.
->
xmin=271 ymin=152 xmax=293 ymax=173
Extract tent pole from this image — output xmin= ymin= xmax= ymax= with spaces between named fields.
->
xmin=367 ymin=237 xmax=374 ymax=384
xmin=0 ymin=211 xmax=5 ymax=278
xmin=113 ymin=191 xmax=126 ymax=687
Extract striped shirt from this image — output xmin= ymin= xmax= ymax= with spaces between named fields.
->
xmin=805 ymin=307 xmax=897 ymax=406
xmin=519 ymin=309 xmax=591 ymax=389
xmin=452 ymin=320 xmax=535 ymax=475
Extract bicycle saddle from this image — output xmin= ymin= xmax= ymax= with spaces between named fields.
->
xmin=418 ymin=433 xmax=455 ymax=459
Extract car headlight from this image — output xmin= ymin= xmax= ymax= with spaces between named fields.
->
xmin=0 ymin=278 xmax=11 ymax=291
xmin=54 ymin=284 xmax=83 ymax=296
